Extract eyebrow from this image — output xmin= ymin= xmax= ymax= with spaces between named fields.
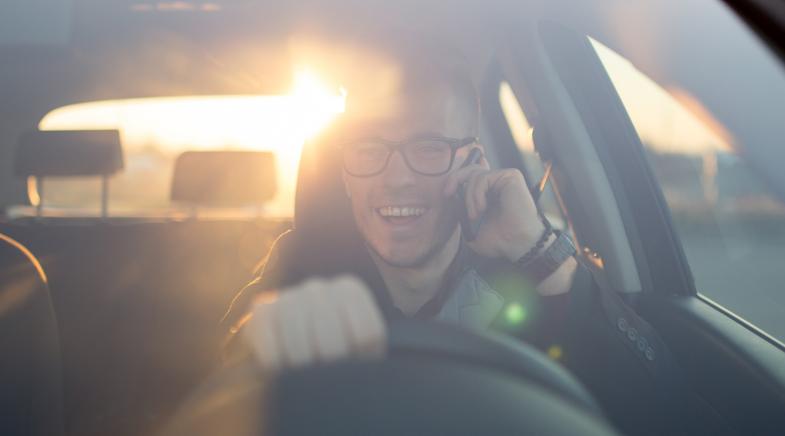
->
xmin=340 ymin=131 xmax=452 ymax=144
xmin=409 ymin=130 xmax=448 ymax=138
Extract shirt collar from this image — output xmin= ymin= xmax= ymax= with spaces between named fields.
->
xmin=373 ymin=241 xmax=474 ymax=321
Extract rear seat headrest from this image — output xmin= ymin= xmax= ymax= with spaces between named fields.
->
xmin=15 ymin=130 xmax=123 ymax=177
xmin=170 ymin=151 xmax=277 ymax=208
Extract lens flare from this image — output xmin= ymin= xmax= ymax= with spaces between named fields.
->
xmin=505 ymin=302 xmax=527 ymax=325
xmin=291 ymin=69 xmax=346 ymax=139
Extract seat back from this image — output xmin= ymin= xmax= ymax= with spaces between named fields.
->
xmin=15 ymin=130 xmax=123 ymax=178
xmin=171 ymin=151 xmax=277 ymax=212
xmin=282 ymin=130 xmax=373 ymax=283
xmin=15 ymin=129 xmax=123 ymax=218
xmin=0 ymin=233 xmax=64 ymax=436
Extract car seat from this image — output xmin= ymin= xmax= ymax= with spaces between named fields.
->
xmin=0 ymin=232 xmax=64 ymax=436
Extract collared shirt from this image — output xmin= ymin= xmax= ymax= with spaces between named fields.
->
xmin=370 ymin=241 xmax=478 ymax=321
xmin=364 ymin=241 xmax=574 ymax=345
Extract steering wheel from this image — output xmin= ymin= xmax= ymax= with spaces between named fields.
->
xmin=163 ymin=320 xmax=619 ymax=436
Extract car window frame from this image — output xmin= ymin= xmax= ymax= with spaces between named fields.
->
xmin=499 ymin=22 xmax=646 ymax=296
xmin=533 ymin=20 xmax=696 ymax=298
xmin=528 ymin=17 xmax=785 ymax=355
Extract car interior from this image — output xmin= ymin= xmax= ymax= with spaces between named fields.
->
xmin=2 ymin=1 xmax=785 ymax=435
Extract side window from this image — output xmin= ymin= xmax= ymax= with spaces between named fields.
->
xmin=591 ymin=39 xmax=785 ymax=341
xmin=498 ymin=81 xmax=566 ymax=230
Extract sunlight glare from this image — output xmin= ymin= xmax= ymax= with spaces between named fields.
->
xmin=590 ymin=38 xmax=732 ymax=155
xmin=291 ymin=70 xmax=347 ymax=139
xmin=38 ymin=70 xmax=346 ymax=216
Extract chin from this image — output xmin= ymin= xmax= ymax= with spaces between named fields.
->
xmin=371 ymin=241 xmax=433 ymax=269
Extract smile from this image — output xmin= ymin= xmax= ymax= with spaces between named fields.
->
xmin=375 ymin=206 xmax=427 ymax=218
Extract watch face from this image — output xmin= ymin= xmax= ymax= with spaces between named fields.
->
xmin=553 ymin=232 xmax=577 ymax=260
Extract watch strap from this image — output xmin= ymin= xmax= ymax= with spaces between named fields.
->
xmin=517 ymin=230 xmax=577 ymax=283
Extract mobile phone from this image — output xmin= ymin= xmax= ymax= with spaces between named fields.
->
xmin=456 ymin=148 xmax=484 ymax=241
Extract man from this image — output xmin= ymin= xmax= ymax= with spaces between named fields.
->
xmin=221 ymin=49 xmax=690 ymax=436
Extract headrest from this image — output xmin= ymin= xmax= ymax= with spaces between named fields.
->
xmin=170 ymin=151 xmax=277 ymax=208
xmin=287 ymin=129 xmax=372 ymax=281
xmin=15 ymin=130 xmax=123 ymax=177
xmin=294 ymin=131 xmax=357 ymax=238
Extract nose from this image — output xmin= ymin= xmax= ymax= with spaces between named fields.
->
xmin=381 ymin=150 xmax=417 ymax=188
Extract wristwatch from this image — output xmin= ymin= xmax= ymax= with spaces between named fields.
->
xmin=517 ymin=230 xmax=577 ymax=283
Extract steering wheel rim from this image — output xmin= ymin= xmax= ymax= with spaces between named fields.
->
xmin=386 ymin=319 xmax=602 ymax=414
xmin=163 ymin=320 xmax=612 ymax=436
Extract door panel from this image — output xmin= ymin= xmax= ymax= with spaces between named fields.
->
xmin=645 ymin=295 xmax=785 ymax=434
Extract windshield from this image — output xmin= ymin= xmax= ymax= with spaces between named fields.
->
xmin=3 ymin=2 xmax=785 ymax=436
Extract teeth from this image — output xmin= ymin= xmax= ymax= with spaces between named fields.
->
xmin=378 ymin=206 xmax=426 ymax=217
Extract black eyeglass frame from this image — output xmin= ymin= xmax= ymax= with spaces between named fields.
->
xmin=341 ymin=136 xmax=478 ymax=177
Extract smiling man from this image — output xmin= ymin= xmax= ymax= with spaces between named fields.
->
xmin=221 ymin=47 xmax=689 ymax=436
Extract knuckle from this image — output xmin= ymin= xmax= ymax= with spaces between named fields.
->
xmin=506 ymin=168 xmax=525 ymax=180
xmin=288 ymin=279 xmax=319 ymax=296
xmin=333 ymin=274 xmax=364 ymax=290
xmin=344 ymin=285 xmax=373 ymax=307
xmin=335 ymin=276 xmax=371 ymax=300
xmin=469 ymin=170 xmax=486 ymax=186
xmin=355 ymin=323 xmax=388 ymax=356
xmin=253 ymin=290 xmax=280 ymax=306
xmin=353 ymin=312 xmax=386 ymax=339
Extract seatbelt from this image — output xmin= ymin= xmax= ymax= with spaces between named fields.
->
xmin=530 ymin=160 xmax=553 ymax=204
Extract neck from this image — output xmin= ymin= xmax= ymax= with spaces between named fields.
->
xmin=371 ymin=227 xmax=462 ymax=316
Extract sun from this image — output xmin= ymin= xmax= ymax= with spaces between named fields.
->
xmin=290 ymin=69 xmax=347 ymax=139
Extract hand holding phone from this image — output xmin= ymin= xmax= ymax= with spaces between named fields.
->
xmin=455 ymin=148 xmax=484 ymax=241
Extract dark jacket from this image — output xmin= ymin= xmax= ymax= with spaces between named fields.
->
xmin=221 ymin=230 xmax=691 ymax=436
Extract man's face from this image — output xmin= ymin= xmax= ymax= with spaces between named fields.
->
xmin=341 ymin=90 xmax=475 ymax=268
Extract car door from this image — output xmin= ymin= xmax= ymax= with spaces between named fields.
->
xmin=495 ymin=2 xmax=785 ymax=434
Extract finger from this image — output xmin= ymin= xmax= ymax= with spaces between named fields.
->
xmin=277 ymin=283 xmax=318 ymax=368
xmin=494 ymin=169 xmax=536 ymax=209
xmin=444 ymin=165 xmax=484 ymax=198
xmin=333 ymin=275 xmax=387 ymax=358
xmin=477 ymin=148 xmax=491 ymax=171
xmin=454 ymin=145 xmax=481 ymax=167
xmin=306 ymin=282 xmax=351 ymax=363
xmin=444 ymin=165 xmax=487 ymax=198
xmin=455 ymin=144 xmax=489 ymax=169
xmin=464 ymin=170 xmax=485 ymax=221
xmin=244 ymin=294 xmax=283 ymax=372
xmin=470 ymin=172 xmax=491 ymax=221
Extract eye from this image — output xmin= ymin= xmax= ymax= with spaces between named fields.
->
xmin=409 ymin=140 xmax=451 ymax=159
xmin=351 ymin=142 xmax=387 ymax=160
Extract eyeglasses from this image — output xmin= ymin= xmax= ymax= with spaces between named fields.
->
xmin=341 ymin=136 xmax=477 ymax=177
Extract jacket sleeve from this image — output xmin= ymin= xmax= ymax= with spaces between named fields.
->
xmin=218 ymin=230 xmax=296 ymax=364
xmin=540 ymin=263 xmax=691 ymax=436
xmin=485 ymin=258 xmax=691 ymax=436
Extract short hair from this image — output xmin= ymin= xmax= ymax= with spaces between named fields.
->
xmin=394 ymin=36 xmax=479 ymax=130
xmin=336 ymin=34 xmax=481 ymax=136
xmin=399 ymin=46 xmax=480 ymax=135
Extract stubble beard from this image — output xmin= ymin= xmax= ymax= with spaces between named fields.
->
xmin=364 ymin=212 xmax=460 ymax=270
